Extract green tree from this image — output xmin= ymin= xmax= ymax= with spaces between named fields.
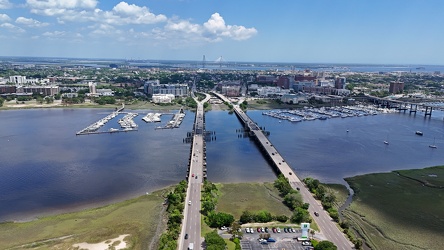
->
xmin=229 ymin=221 xmax=243 ymax=239
xmin=291 ymin=207 xmax=311 ymax=224
xmin=240 ymin=210 xmax=254 ymax=224
xmin=315 ymin=240 xmax=337 ymax=250
xmin=254 ymin=210 xmax=273 ymax=223
xmin=0 ymin=97 xmax=4 ymax=107
xmin=205 ymin=230 xmax=226 ymax=249
xmin=284 ymin=192 xmax=303 ymax=210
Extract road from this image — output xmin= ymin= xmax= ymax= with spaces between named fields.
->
xmin=179 ymin=93 xmax=211 ymax=250
xmin=212 ymin=92 xmax=353 ymax=249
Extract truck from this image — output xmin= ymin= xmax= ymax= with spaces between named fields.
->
xmin=188 ymin=243 xmax=194 ymax=250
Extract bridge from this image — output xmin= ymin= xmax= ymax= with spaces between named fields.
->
xmin=366 ymin=95 xmax=444 ymax=117
xmin=212 ymin=92 xmax=354 ymax=249
xmin=179 ymin=92 xmax=211 ymax=250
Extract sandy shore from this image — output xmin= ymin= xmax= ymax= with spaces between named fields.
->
xmin=73 ymin=234 xmax=130 ymax=250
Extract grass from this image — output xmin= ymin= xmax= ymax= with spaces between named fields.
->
xmin=344 ymin=166 xmax=444 ymax=250
xmin=0 ymin=188 xmax=169 ymax=250
xmin=324 ymin=183 xmax=350 ymax=209
xmin=216 ymin=182 xmax=293 ymax=219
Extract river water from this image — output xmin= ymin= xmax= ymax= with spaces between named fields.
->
xmin=0 ymin=108 xmax=443 ymax=221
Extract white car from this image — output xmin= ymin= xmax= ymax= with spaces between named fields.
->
xmin=188 ymin=201 xmax=191 ymax=205
xmin=245 ymin=228 xmax=250 ymax=233
xmin=276 ymin=228 xmax=281 ymax=233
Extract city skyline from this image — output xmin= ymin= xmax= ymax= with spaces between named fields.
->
xmin=1 ymin=0 xmax=444 ymax=65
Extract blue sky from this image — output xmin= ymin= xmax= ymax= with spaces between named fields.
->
xmin=0 ymin=0 xmax=443 ymax=64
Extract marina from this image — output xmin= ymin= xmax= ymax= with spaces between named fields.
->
xmin=156 ymin=108 xmax=186 ymax=129
xmin=262 ymin=105 xmax=389 ymax=122
xmin=142 ymin=113 xmax=162 ymax=123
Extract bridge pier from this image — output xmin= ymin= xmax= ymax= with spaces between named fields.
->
xmin=425 ymin=106 xmax=432 ymax=117
xmin=409 ymin=104 xmax=417 ymax=114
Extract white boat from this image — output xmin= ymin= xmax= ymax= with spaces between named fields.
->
xmin=429 ymin=137 xmax=437 ymax=149
xmin=384 ymin=140 xmax=389 ymax=145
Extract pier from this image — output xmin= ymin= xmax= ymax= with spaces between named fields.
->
xmin=154 ymin=108 xmax=186 ymax=129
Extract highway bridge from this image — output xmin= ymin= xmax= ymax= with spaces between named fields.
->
xmin=212 ymin=92 xmax=354 ymax=249
xmin=179 ymin=93 xmax=211 ymax=250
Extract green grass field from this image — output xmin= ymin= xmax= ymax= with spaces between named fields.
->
xmin=344 ymin=166 xmax=444 ymax=250
xmin=0 ymin=188 xmax=170 ymax=250
xmin=324 ymin=183 xmax=350 ymax=209
xmin=216 ymin=182 xmax=293 ymax=219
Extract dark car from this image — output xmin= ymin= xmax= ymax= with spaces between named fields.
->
xmin=314 ymin=212 xmax=319 ymax=217
xmin=284 ymin=228 xmax=288 ymax=233
xmin=185 ymin=233 xmax=188 ymax=239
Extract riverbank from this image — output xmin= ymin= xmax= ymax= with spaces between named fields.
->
xmin=0 ymin=187 xmax=170 ymax=249
xmin=344 ymin=166 xmax=444 ymax=250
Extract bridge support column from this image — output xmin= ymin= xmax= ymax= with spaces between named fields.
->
xmin=425 ymin=106 xmax=432 ymax=117
xmin=410 ymin=104 xmax=417 ymax=114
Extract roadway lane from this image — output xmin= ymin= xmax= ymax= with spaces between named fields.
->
xmin=212 ymin=92 xmax=353 ymax=249
xmin=179 ymin=94 xmax=210 ymax=250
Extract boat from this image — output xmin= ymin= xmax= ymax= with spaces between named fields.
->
xmin=429 ymin=138 xmax=437 ymax=149
xmin=415 ymin=131 xmax=423 ymax=136
xmin=384 ymin=134 xmax=389 ymax=145
xmin=109 ymin=128 xmax=119 ymax=132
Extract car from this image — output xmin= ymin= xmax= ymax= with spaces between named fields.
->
xmin=272 ymin=227 xmax=276 ymax=233
xmin=265 ymin=227 xmax=269 ymax=233
xmin=302 ymin=241 xmax=312 ymax=246
xmin=291 ymin=228 xmax=295 ymax=233
xmin=257 ymin=227 xmax=261 ymax=232
xmin=261 ymin=227 xmax=264 ymax=233
xmin=296 ymin=187 xmax=300 ymax=191
xmin=260 ymin=241 xmax=268 ymax=245
xmin=192 ymin=173 xmax=194 ymax=177
xmin=221 ymin=226 xmax=227 ymax=230
xmin=271 ymin=152 xmax=275 ymax=155
xmin=195 ymin=175 xmax=198 ymax=179
xmin=314 ymin=212 xmax=319 ymax=217
xmin=185 ymin=233 xmax=188 ymax=239
xmin=276 ymin=228 xmax=281 ymax=233
xmin=188 ymin=201 xmax=191 ymax=205
xmin=250 ymin=228 xmax=254 ymax=233
xmin=245 ymin=228 xmax=250 ymax=233
xmin=283 ymin=228 xmax=288 ymax=233
xmin=267 ymin=238 xmax=276 ymax=242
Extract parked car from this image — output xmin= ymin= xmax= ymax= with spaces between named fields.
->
xmin=245 ymin=228 xmax=250 ymax=233
xmin=276 ymin=228 xmax=281 ymax=233
xmin=284 ymin=228 xmax=288 ymax=233
xmin=257 ymin=227 xmax=261 ymax=232
xmin=250 ymin=228 xmax=254 ymax=233
xmin=272 ymin=227 xmax=276 ymax=233
xmin=265 ymin=227 xmax=269 ymax=233
xmin=267 ymin=238 xmax=276 ymax=242
xmin=302 ymin=241 xmax=312 ymax=246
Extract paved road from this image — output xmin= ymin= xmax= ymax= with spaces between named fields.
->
xmin=212 ymin=92 xmax=353 ymax=249
xmin=179 ymin=93 xmax=211 ymax=250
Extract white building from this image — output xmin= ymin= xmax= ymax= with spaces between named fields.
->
xmin=257 ymin=86 xmax=290 ymax=97
xmin=9 ymin=76 xmax=27 ymax=84
xmin=280 ymin=94 xmax=308 ymax=104
xmin=152 ymin=94 xmax=175 ymax=103
xmin=88 ymin=82 xmax=97 ymax=95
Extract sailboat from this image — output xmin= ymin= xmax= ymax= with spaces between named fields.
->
xmin=384 ymin=134 xmax=389 ymax=145
xmin=429 ymin=137 xmax=437 ymax=149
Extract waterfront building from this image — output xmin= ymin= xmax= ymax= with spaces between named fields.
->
xmin=96 ymin=89 xmax=114 ymax=96
xmin=276 ymin=76 xmax=290 ymax=89
xmin=280 ymin=93 xmax=308 ymax=104
xmin=152 ymin=94 xmax=175 ymax=103
xmin=16 ymin=85 xmax=59 ymax=96
xmin=0 ymin=85 xmax=16 ymax=95
xmin=221 ymin=85 xmax=241 ymax=97
xmin=293 ymin=81 xmax=315 ymax=92
xmin=257 ymin=86 xmax=290 ymax=97
xmin=145 ymin=80 xmax=189 ymax=97
xmin=389 ymin=81 xmax=405 ymax=94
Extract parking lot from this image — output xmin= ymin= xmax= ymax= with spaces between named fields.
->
xmin=235 ymin=227 xmax=313 ymax=250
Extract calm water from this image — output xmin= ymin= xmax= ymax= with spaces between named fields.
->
xmin=1 ymin=108 xmax=444 ymax=221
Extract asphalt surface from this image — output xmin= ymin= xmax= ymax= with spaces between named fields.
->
xmin=179 ymin=94 xmax=211 ymax=250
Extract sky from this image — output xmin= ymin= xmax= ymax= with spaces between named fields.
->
xmin=0 ymin=0 xmax=443 ymax=65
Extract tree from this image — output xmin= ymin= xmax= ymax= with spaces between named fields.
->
xmin=0 ymin=97 xmax=4 ymax=107
xmin=205 ymin=230 xmax=226 ymax=249
xmin=229 ymin=221 xmax=243 ymax=239
xmin=284 ymin=192 xmax=303 ymax=210
xmin=291 ymin=207 xmax=311 ymax=224
xmin=240 ymin=210 xmax=254 ymax=224
xmin=310 ymin=229 xmax=315 ymax=239
xmin=315 ymin=240 xmax=337 ymax=250
xmin=254 ymin=210 xmax=273 ymax=223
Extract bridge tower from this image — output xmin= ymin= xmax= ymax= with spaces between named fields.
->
xmin=202 ymin=55 xmax=206 ymax=68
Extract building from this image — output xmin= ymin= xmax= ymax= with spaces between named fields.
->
xmin=96 ymin=89 xmax=114 ymax=96
xmin=389 ymin=81 xmax=405 ymax=94
xmin=276 ymin=76 xmax=290 ymax=89
xmin=88 ymin=82 xmax=97 ymax=95
xmin=256 ymin=75 xmax=276 ymax=84
xmin=9 ymin=76 xmax=27 ymax=84
xmin=0 ymin=85 xmax=16 ymax=95
xmin=145 ymin=81 xmax=189 ymax=97
xmin=335 ymin=77 xmax=346 ymax=89
xmin=280 ymin=94 xmax=308 ymax=104
xmin=221 ymin=85 xmax=241 ymax=97
xmin=152 ymin=94 xmax=175 ymax=103
xmin=257 ymin=86 xmax=290 ymax=97
xmin=16 ymin=85 xmax=59 ymax=96
xmin=293 ymin=81 xmax=315 ymax=92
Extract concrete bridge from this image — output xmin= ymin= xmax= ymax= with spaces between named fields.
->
xmin=212 ymin=92 xmax=354 ymax=249
xmin=366 ymin=95 xmax=444 ymax=116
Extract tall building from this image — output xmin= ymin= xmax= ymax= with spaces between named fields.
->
xmin=88 ymin=82 xmax=97 ymax=95
xmin=335 ymin=77 xmax=346 ymax=89
xmin=9 ymin=76 xmax=27 ymax=84
xmin=389 ymin=81 xmax=404 ymax=94
xmin=145 ymin=80 xmax=188 ymax=97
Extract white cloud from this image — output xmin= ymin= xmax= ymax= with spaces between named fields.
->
xmin=42 ymin=30 xmax=66 ymax=37
xmin=203 ymin=13 xmax=257 ymax=41
xmin=27 ymin=0 xmax=97 ymax=9
xmin=0 ymin=0 xmax=12 ymax=9
xmin=0 ymin=22 xmax=25 ymax=33
xmin=16 ymin=17 xmax=49 ymax=27
xmin=27 ymin=0 xmax=98 ymax=16
xmin=0 ymin=13 xmax=10 ymax=21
